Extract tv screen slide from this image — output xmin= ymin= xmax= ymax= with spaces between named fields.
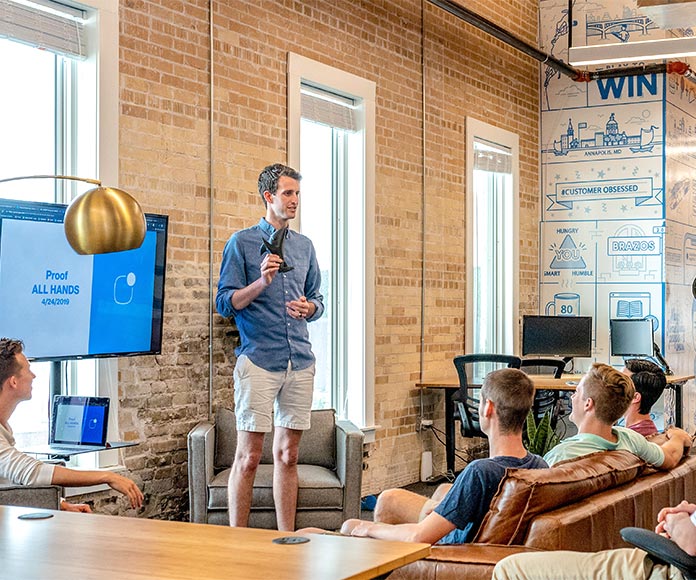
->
xmin=0 ymin=199 xmax=168 ymax=361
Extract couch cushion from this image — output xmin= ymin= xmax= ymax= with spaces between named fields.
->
xmin=208 ymin=464 xmax=344 ymax=511
xmin=214 ymin=408 xmax=337 ymax=470
xmin=474 ymin=450 xmax=645 ymax=545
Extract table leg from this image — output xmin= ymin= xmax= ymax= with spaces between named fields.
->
xmin=444 ymin=390 xmax=455 ymax=475
xmin=664 ymin=382 xmax=684 ymax=429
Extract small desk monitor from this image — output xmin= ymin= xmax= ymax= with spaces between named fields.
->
xmin=610 ymin=318 xmax=654 ymax=357
xmin=522 ymin=315 xmax=593 ymax=357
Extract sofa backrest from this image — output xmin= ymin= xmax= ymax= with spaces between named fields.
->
xmin=214 ymin=407 xmax=337 ymax=470
xmin=474 ymin=450 xmax=646 ymax=545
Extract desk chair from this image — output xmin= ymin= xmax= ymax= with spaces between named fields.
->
xmin=452 ymin=354 xmax=522 ymax=438
xmin=520 ymin=357 xmax=566 ymax=427
xmin=621 ymin=526 xmax=696 ymax=580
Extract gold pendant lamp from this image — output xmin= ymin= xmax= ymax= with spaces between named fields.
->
xmin=0 ymin=175 xmax=146 ymax=255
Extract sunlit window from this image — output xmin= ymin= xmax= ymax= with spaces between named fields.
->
xmin=288 ymin=54 xmax=376 ymax=436
xmin=466 ymin=118 xmax=519 ymax=355
xmin=0 ymin=1 xmax=119 ymax=469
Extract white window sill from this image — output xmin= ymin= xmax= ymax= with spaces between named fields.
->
xmin=361 ymin=425 xmax=378 ymax=444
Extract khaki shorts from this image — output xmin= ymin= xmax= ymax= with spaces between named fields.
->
xmin=233 ymin=354 xmax=315 ymax=432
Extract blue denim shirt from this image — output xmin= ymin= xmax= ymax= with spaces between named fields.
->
xmin=216 ymin=218 xmax=324 ymax=372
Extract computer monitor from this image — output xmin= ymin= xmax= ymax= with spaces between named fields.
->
xmin=522 ymin=315 xmax=593 ymax=358
xmin=609 ymin=318 xmax=654 ymax=358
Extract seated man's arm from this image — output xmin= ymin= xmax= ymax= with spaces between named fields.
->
xmin=59 ymin=499 xmax=92 ymax=513
xmin=51 ymin=466 xmax=144 ymax=509
xmin=658 ymin=428 xmax=692 ymax=470
xmin=660 ymin=511 xmax=696 ymax=556
xmin=344 ymin=511 xmax=455 ymax=544
xmin=0 ymin=442 xmax=54 ymax=486
xmin=658 ymin=500 xmax=696 ymax=524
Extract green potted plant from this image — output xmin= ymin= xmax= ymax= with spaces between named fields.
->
xmin=524 ymin=410 xmax=561 ymax=456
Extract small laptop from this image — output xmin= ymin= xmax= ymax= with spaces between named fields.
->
xmin=48 ymin=396 xmax=110 ymax=451
xmin=23 ymin=396 xmax=133 ymax=456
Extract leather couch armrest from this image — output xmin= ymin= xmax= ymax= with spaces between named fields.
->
xmin=187 ymin=421 xmax=215 ymax=523
xmin=427 ymin=543 xmax=544 ymax=564
xmin=388 ymin=544 xmax=544 ymax=580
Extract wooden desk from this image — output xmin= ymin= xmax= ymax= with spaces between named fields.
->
xmin=417 ymin=374 xmax=694 ymax=475
xmin=0 ymin=506 xmax=430 ymax=580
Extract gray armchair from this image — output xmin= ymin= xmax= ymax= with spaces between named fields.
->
xmin=188 ymin=408 xmax=364 ymax=529
xmin=0 ymin=485 xmax=61 ymax=509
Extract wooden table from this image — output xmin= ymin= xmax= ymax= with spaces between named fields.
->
xmin=417 ymin=374 xmax=694 ymax=475
xmin=0 ymin=506 xmax=430 ymax=580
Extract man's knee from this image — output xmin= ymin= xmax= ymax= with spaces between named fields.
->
xmin=431 ymin=483 xmax=452 ymax=503
xmin=273 ymin=428 xmax=302 ymax=468
xmin=233 ymin=448 xmax=263 ymax=475
xmin=374 ymin=488 xmax=415 ymax=524
xmin=273 ymin=443 xmax=300 ymax=467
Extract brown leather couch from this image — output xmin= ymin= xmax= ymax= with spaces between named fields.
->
xmin=390 ymin=450 xmax=696 ymax=580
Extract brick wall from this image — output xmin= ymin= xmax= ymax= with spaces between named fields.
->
xmin=87 ymin=0 xmax=540 ymax=518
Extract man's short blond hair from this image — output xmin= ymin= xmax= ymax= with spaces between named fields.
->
xmin=582 ymin=362 xmax=635 ymax=424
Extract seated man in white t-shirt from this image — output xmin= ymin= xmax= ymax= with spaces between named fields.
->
xmin=543 ymin=363 xmax=691 ymax=469
xmin=0 ymin=337 xmax=144 ymax=512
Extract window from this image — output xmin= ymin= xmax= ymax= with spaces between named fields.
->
xmin=466 ymin=118 xmax=519 ymax=354
xmin=288 ymin=54 xmax=376 ymax=439
xmin=0 ymin=0 xmax=120 ymax=468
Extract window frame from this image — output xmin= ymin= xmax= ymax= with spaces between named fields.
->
xmin=72 ymin=0 xmax=121 ymax=470
xmin=465 ymin=117 xmax=520 ymax=355
xmin=0 ymin=0 xmax=121 ymax=472
xmin=287 ymin=53 xmax=376 ymax=441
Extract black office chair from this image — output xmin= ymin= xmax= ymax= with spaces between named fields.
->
xmin=520 ymin=357 xmax=566 ymax=427
xmin=452 ymin=354 xmax=522 ymax=438
xmin=621 ymin=527 xmax=696 ymax=580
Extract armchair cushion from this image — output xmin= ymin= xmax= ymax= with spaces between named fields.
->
xmin=208 ymin=464 xmax=345 ymax=510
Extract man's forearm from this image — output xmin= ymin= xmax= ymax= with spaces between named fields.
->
xmin=231 ymin=278 xmax=267 ymax=310
xmin=659 ymin=438 xmax=688 ymax=469
xmin=364 ymin=522 xmax=423 ymax=543
xmin=667 ymin=512 xmax=696 ymax=556
xmin=51 ymin=465 xmax=109 ymax=487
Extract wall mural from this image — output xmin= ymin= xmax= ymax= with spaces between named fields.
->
xmin=540 ymin=0 xmax=665 ymax=372
xmin=540 ymin=0 xmax=696 ymax=427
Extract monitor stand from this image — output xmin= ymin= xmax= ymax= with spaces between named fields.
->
xmin=652 ymin=343 xmax=673 ymax=376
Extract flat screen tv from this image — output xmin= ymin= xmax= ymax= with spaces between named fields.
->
xmin=610 ymin=318 xmax=654 ymax=357
xmin=522 ymin=315 xmax=593 ymax=358
xmin=0 ymin=198 xmax=168 ymax=361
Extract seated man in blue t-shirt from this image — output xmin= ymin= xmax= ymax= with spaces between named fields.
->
xmin=543 ymin=363 xmax=691 ymax=469
xmin=334 ymin=368 xmax=548 ymax=544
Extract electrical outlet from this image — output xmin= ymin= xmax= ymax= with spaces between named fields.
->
xmin=417 ymin=418 xmax=433 ymax=431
